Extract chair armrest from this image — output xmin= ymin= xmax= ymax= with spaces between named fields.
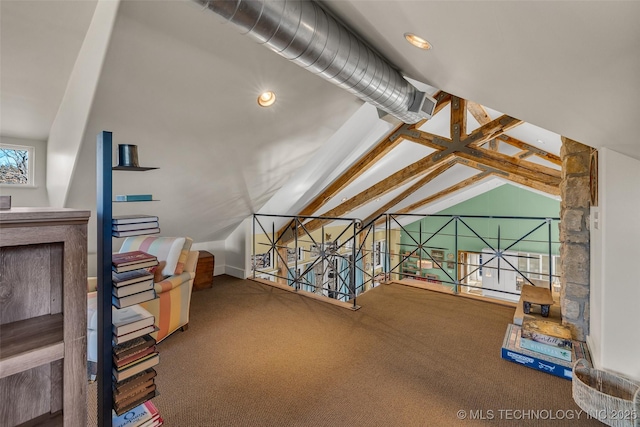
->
xmin=154 ymin=271 xmax=195 ymax=294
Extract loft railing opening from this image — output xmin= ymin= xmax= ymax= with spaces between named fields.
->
xmin=252 ymin=213 xmax=560 ymax=308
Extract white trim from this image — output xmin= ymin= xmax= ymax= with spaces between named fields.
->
xmin=225 ymin=265 xmax=246 ymax=279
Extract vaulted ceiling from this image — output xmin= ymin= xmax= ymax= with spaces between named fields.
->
xmin=1 ymin=1 xmax=639 ymax=244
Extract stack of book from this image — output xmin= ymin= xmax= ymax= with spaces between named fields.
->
xmin=112 ymin=251 xmax=158 ymax=308
xmin=519 ymin=319 xmax=573 ymax=362
xmin=112 ymin=214 xmax=160 ymax=238
xmin=112 ymin=400 xmax=163 ymax=427
xmin=112 ymin=306 xmax=160 ymax=416
xmin=501 ymin=322 xmax=591 ymax=380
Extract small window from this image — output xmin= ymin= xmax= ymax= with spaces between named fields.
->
xmin=0 ymin=144 xmax=34 ymax=186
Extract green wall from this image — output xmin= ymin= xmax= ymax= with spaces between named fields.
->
xmin=399 ymin=184 xmax=561 ymax=284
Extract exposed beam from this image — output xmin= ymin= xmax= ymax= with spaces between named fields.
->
xmin=463 ymin=115 xmax=523 ymax=149
xmin=302 ymin=151 xmax=457 ymax=234
xmin=296 ymin=122 xmax=405 ymax=219
xmin=516 ymin=150 xmax=534 ymax=159
xmin=498 ymin=134 xmax=561 ymax=166
xmin=487 ymin=171 xmax=561 ymax=196
xmin=362 ymin=160 xmax=456 ymax=226
xmin=455 ymin=147 xmax=560 ymax=186
xmin=467 ymin=101 xmax=491 ymax=125
xmin=456 ymin=156 xmax=560 ymax=195
xmin=292 ymin=91 xmax=451 ymax=222
xmin=467 ymin=101 xmax=560 ymax=166
xmin=450 ymin=96 xmax=467 ymax=140
xmin=376 ymin=171 xmax=492 ymax=224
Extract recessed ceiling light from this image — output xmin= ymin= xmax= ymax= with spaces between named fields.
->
xmin=404 ymin=33 xmax=432 ymax=50
xmin=375 ymin=198 xmax=381 ymax=202
xmin=537 ymin=139 xmax=544 ymax=144
xmin=257 ymin=91 xmax=276 ymax=107
xmin=341 ymin=197 xmax=347 ymax=202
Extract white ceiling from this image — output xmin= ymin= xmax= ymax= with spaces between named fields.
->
xmin=2 ymin=0 xmax=639 ymax=244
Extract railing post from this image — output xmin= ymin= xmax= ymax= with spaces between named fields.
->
xmin=294 ymin=218 xmax=299 ymax=291
xmin=351 ymin=219 xmax=357 ymax=308
xmin=454 ymin=216 xmax=459 ymax=294
xmin=548 ymin=218 xmax=553 ymax=292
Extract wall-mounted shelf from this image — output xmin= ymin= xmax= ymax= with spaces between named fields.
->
xmin=97 ymin=131 xmax=160 ymax=426
xmin=112 ymin=166 xmax=158 ymax=171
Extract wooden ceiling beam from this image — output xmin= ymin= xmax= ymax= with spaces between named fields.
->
xmin=516 ymin=150 xmax=534 ymax=159
xmin=467 ymin=100 xmax=560 ymax=166
xmin=291 ymin=91 xmax=452 ymax=221
xmin=497 ymin=135 xmax=561 ymax=166
xmin=456 ymin=156 xmax=560 ymax=195
xmin=362 ymin=160 xmax=457 ymax=226
xmin=467 ymin=101 xmax=491 ymax=125
xmin=301 ymin=151 xmax=457 ymax=234
xmin=450 ymin=96 xmax=467 ymax=140
xmin=464 ymin=115 xmax=523 ymax=148
xmin=295 ymin=122 xmax=405 ymax=219
xmin=456 ymin=147 xmax=560 ymax=186
xmin=375 ymin=171 xmax=492 ymax=224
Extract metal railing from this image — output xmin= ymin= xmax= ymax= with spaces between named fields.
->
xmin=252 ymin=213 xmax=560 ymax=307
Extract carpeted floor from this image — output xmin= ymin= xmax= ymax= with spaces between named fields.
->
xmin=88 ymin=275 xmax=601 ymax=426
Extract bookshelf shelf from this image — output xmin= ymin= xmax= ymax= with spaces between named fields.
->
xmin=0 ymin=314 xmax=64 ymax=378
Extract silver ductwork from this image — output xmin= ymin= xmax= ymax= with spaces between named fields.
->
xmin=194 ymin=0 xmax=436 ymax=123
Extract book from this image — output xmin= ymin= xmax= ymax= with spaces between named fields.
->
xmin=112 ymin=251 xmax=158 ymax=268
xmin=112 ymin=324 xmax=157 ymax=345
xmin=113 ymin=336 xmax=156 ymax=360
xmin=114 ymin=345 xmax=157 ymax=369
xmin=138 ymin=416 xmax=163 ymax=427
xmin=113 ymin=222 xmax=160 ymax=232
xmin=112 ymin=289 xmax=156 ymax=309
xmin=113 ymin=228 xmax=161 ymax=238
xmin=113 ymin=260 xmax=159 ymax=273
xmin=519 ymin=336 xmax=572 ymax=361
xmin=113 ymin=305 xmax=155 ymax=336
xmin=521 ymin=319 xmax=572 ymax=350
xmin=113 ymin=353 xmax=160 ymax=382
xmin=113 ymin=279 xmax=154 ymax=298
xmin=501 ymin=324 xmax=591 ymax=381
xmin=115 ymin=194 xmax=153 ymax=202
xmin=112 ymin=400 xmax=159 ymax=427
xmin=112 ymin=215 xmax=159 ymax=225
xmin=114 ymin=376 xmax=155 ymax=404
xmin=113 ymin=368 xmax=157 ymax=394
xmin=113 ymin=270 xmax=154 ymax=287
xmin=114 ymin=385 xmax=158 ymax=415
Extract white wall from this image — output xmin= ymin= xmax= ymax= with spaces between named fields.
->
xmin=0 ymin=136 xmax=50 ymax=207
xmin=224 ymin=217 xmax=252 ymax=279
xmin=589 ymin=148 xmax=640 ymax=381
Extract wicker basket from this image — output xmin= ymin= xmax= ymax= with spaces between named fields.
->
xmin=572 ymin=359 xmax=640 ymax=427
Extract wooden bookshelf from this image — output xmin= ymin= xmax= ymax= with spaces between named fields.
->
xmin=0 ymin=207 xmax=89 ymax=426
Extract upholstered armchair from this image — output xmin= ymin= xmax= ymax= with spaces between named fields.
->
xmin=118 ymin=236 xmax=199 ymax=342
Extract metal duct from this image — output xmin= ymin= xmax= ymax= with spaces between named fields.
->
xmin=194 ymin=0 xmax=435 ymax=123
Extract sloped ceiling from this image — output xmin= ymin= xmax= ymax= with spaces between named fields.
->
xmin=2 ymin=0 xmax=640 ymax=246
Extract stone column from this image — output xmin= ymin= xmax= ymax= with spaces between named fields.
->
xmin=559 ymin=137 xmax=591 ymax=341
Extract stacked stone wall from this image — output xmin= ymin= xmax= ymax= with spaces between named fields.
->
xmin=559 ymin=137 xmax=591 ymax=341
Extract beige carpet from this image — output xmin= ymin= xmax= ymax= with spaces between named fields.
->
xmin=88 ymin=275 xmax=601 ymax=426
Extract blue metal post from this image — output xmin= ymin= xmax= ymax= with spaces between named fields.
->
xmin=97 ymin=131 xmax=113 ymax=426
